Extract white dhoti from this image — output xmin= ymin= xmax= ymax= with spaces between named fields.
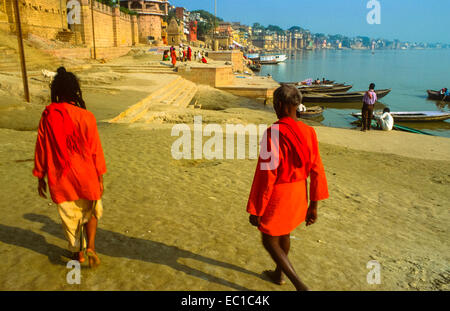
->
xmin=57 ymin=199 xmax=103 ymax=252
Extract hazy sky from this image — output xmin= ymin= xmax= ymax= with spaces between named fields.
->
xmin=171 ymin=0 xmax=450 ymax=43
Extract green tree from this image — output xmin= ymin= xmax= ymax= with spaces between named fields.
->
xmin=289 ymin=26 xmax=303 ymax=32
xmin=266 ymin=24 xmax=285 ymax=35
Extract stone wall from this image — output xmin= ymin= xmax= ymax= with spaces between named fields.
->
xmin=138 ymin=14 xmax=161 ymax=43
xmin=1 ymin=0 xmax=68 ymax=39
xmin=207 ymin=50 xmax=244 ymax=73
xmin=0 ymin=0 xmax=138 ymax=49
xmin=78 ymin=0 xmax=138 ymax=48
xmin=178 ymin=66 xmax=233 ymax=87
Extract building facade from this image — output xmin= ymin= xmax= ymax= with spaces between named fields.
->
xmin=120 ymin=0 xmax=169 ymax=43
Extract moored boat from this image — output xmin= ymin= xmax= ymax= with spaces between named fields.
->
xmin=259 ymin=54 xmax=287 ymax=64
xmin=298 ymin=84 xmax=353 ymax=93
xmin=351 ymin=111 xmax=450 ymax=122
xmin=297 ymin=106 xmax=324 ymax=118
xmin=427 ymin=90 xmax=450 ymax=102
xmin=245 ymin=53 xmax=260 ymax=60
xmin=303 ymin=89 xmax=391 ymax=103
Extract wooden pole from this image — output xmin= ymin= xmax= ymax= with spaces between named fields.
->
xmin=13 ymin=0 xmax=30 ymax=102
xmin=91 ymin=0 xmax=96 ymax=59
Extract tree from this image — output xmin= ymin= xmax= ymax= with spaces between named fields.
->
xmin=252 ymin=23 xmax=265 ymax=31
xmin=289 ymin=26 xmax=303 ymax=33
xmin=266 ymin=24 xmax=285 ymax=35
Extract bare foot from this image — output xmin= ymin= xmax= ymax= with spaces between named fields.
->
xmin=263 ymin=270 xmax=286 ymax=285
xmin=86 ymin=249 xmax=100 ymax=268
xmin=71 ymin=251 xmax=85 ymax=263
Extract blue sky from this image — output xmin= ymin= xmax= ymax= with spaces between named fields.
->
xmin=171 ymin=0 xmax=450 ymax=43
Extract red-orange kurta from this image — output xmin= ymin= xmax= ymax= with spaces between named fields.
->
xmin=33 ymin=103 xmax=107 ymax=204
xmin=247 ymin=118 xmax=329 ymax=236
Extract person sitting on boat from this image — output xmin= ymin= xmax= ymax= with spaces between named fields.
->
xmin=374 ymin=108 xmax=394 ymax=131
xmin=297 ymin=104 xmax=307 ymax=113
xmin=440 ymin=88 xmax=450 ymax=97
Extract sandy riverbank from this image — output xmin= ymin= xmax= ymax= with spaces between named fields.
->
xmin=0 ymin=63 xmax=448 ymax=290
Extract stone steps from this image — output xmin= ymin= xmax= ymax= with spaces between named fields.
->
xmin=92 ymin=64 xmax=177 ymax=74
xmin=109 ymin=76 xmax=198 ymax=124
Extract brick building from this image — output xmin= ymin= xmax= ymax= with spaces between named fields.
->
xmin=120 ymin=0 xmax=169 ymax=43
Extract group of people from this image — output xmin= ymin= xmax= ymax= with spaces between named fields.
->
xmin=361 ymin=83 xmax=394 ymax=132
xmin=165 ymin=45 xmax=208 ymax=67
xmin=33 ymin=68 xmax=329 ymax=291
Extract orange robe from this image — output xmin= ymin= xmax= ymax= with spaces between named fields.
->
xmin=247 ymin=117 xmax=329 ymax=236
xmin=33 ymin=103 xmax=107 ymax=204
xmin=171 ymin=50 xmax=177 ymax=66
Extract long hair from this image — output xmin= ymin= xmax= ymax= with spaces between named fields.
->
xmin=50 ymin=67 xmax=86 ymax=109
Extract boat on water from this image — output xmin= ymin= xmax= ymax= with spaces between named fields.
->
xmin=427 ymin=90 xmax=450 ymax=102
xmin=297 ymin=84 xmax=353 ymax=93
xmin=302 ymin=89 xmax=391 ymax=103
xmin=296 ymin=106 xmax=324 ymax=118
xmin=245 ymin=53 xmax=260 ymax=60
xmin=351 ymin=111 xmax=450 ymax=122
xmin=259 ymin=54 xmax=287 ymax=65
xmin=351 ymin=117 xmax=433 ymax=135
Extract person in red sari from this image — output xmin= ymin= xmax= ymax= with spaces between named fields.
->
xmin=247 ymin=84 xmax=329 ymax=291
xmin=33 ymin=67 xmax=106 ymax=268
xmin=171 ymin=48 xmax=177 ymax=67
xmin=187 ymin=46 xmax=192 ymax=61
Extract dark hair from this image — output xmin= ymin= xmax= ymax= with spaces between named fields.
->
xmin=273 ymin=84 xmax=303 ymax=108
xmin=369 ymin=83 xmax=376 ymax=90
xmin=50 ymin=67 xmax=86 ymax=109
xmin=383 ymin=108 xmax=390 ymax=113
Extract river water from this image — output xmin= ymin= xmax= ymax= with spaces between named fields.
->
xmin=257 ymin=49 xmax=450 ymax=137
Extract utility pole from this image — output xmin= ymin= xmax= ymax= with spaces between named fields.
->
xmin=213 ymin=0 xmax=217 ymax=50
xmin=13 ymin=0 xmax=30 ymax=102
xmin=91 ymin=0 xmax=97 ymax=59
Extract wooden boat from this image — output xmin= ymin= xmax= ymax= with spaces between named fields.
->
xmin=427 ymin=90 xmax=450 ymax=102
xmin=296 ymin=106 xmax=324 ymax=118
xmin=351 ymin=111 xmax=450 ymax=122
xmin=259 ymin=54 xmax=287 ymax=65
xmin=298 ymin=85 xmax=353 ymax=93
xmin=313 ymin=80 xmax=334 ymax=85
xmin=351 ymin=116 xmax=434 ymax=135
xmin=303 ymin=89 xmax=391 ymax=103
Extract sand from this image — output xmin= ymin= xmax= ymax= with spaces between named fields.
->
xmin=0 ymin=57 xmax=449 ymax=291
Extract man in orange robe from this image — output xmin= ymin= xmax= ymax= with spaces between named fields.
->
xmin=33 ymin=67 xmax=106 ymax=267
xmin=247 ymin=84 xmax=329 ymax=291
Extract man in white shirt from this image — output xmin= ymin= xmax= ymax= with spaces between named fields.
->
xmin=375 ymin=108 xmax=394 ymax=131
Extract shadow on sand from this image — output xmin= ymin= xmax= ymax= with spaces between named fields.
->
xmin=0 ymin=222 xmax=67 ymax=266
xmin=16 ymin=213 xmax=261 ymax=290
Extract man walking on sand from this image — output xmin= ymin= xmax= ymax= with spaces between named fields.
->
xmin=33 ymin=67 xmax=106 ymax=268
xmin=361 ymin=83 xmax=377 ymax=131
xmin=247 ymin=84 xmax=329 ymax=291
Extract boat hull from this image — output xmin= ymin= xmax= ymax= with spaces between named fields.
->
xmin=298 ymin=85 xmax=353 ymax=93
xmin=303 ymin=89 xmax=391 ymax=103
xmin=351 ymin=111 xmax=450 ymax=122
xmin=297 ymin=106 xmax=324 ymax=118
xmin=427 ymin=90 xmax=450 ymax=102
